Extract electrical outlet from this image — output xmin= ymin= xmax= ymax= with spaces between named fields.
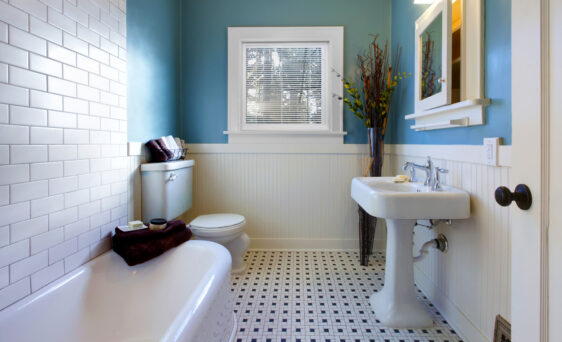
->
xmin=484 ymin=137 xmax=501 ymax=166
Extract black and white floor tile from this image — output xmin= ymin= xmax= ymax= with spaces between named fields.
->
xmin=231 ymin=250 xmax=463 ymax=342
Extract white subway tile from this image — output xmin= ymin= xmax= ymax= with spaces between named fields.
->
xmin=47 ymin=76 xmax=76 ymax=97
xmin=62 ymin=32 xmax=88 ymax=56
xmin=100 ymin=144 xmax=119 ymax=158
xmin=10 ymin=216 xmax=48 ymax=243
xmin=89 ymin=209 xmax=109 ymax=228
xmin=62 ymin=96 xmax=88 ymax=114
xmin=29 ymin=53 xmax=63 ymax=78
xmin=99 ymin=91 xmax=118 ymax=106
xmin=77 ymin=23 xmax=99 ymax=47
xmin=0 ymin=22 xmax=6 ymax=43
xmin=78 ymin=0 xmax=100 ymax=19
xmin=109 ymin=80 xmax=125 ymax=96
xmin=0 ymin=239 xmax=29 ymax=268
xmin=99 ymin=220 xmax=115 ymax=239
xmin=0 ymin=225 xmax=8 ymax=249
xmin=89 ymin=17 xmax=109 ymax=40
xmin=64 ymin=247 xmax=89 ymax=273
xmin=9 ymin=66 xmax=47 ymax=91
xmin=89 ymin=102 xmax=110 ymax=117
xmin=0 ymin=104 xmax=8 ymax=123
xmin=31 ymin=162 xmax=63 ymax=181
xmin=88 ymin=45 xmax=109 ymax=64
xmin=64 ymin=188 xmax=89 ymax=207
xmin=77 ymin=227 xmax=99 ymax=249
xmin=99 ymin=64 xmax=118 ymax=81
xmin=9 ymin=27 xmax=47 ymax=56
xmin=48 ymin=175 xmax=77 ymax=195
xmin=78 ymin=200 xmax=100 ymax=219
xmin=63 ymin=1 xmax=88 ymax=26
xmin=89 ymin=132 xmax=110 ymax=146
xmin=10 ymin=145 xmax=48 ymax=164
xmin=89 ymin=73 xmax=109 ymax=91
xmin=0 ymin=63 xmax=6 ymax=83
xmin=110 ymin=204 xmax=126 ymax=221
xmin=48 ymin=7 xmax=76 ymax=34
xmin=0 ymin=2 xmax=29 ymax=31
xmin=0 ymin=145 xmax=8 ymax=165
xmin=78 ymin=173 xmax=100 ymax=190
xmin=109 ymin=30 xmax=125 ymax=48
xmin=40 ymin=0 xmax=63 ymax=12
xmin=0 ymin=277 xmax=30 ymax=310
xmin=0 ymin=164 xmax=29 ymax=185
xmin=100 ymin=193 xmax=118 ymax=211
xmin=100 ymin=117 xmax=118 ymax=131
xmin=10 ymin=0 xmax=47 ymax=21
xmin=100 ymin=37 xmax=118 ymax=57
xmin=63 ymin=128 xmax=89 ymax=144
xmin=48 ymin=144 xmax=76 ymax=161
xmin=30 ymin=228 xmax=63 ymax=254
xmin=89 ymin=183 xmax=110 ymax=201
xmin=110 ymin=180 xmax=126 ymax=195
xmin=100 ymin=10 xmax=118 ymax=32
xmin=48 ymin=110 xmax=76 ymax=128
xmin=76 ymin=114 xmax=99 ymax=129
xmin=48 ymin=206 xmax=77 ymax=228
xmin=0 ymin=266 xmax=7 ymax=288
xmin=76 ymin=84 xmax=99 ymax=101
xmin=31 ymin=194 xmax=64 ymax=218
xmin=63 ymin=217 xmax=89 ymax=239
xmin=89 ymin=235 xmax=109 ymax=258
xmin=10 ymin=251 xmax=48 ymax=282
xmin=30 ymin=90 xmax=63 ymax=110
xmin=30 ymin=16 xmax=63 ymax=45
xmin=110 ymin=132 xmax=125 ymax=144
xmin=76 ymin=54 xmax=99 ymax=74
xmin=89 ymin=158 xmax=110 ymax=173
xmin=0 ymin=83 xmax=29 ymax=106
xmin=77 ymin=145 xmax=100 ymax=159
xmin=62 ymin=64 xmax=88 ymax=85
xmin=63 ymin=159 xmax=89 ymax=176
xmin=30 ymin=126 xmax=63 ymax=144
xmin=48 ymin=237 xmax=76 ymax=263
xmin=31 ymin=260 xmax=63 ymax=291
xmin=10 ymin=180 xmax=48 ymax=202
xmin=0 ymin=186 xmax=8 ymax=206
xmin=47 ymin=42 xmax=76 ymax=66
xmin=10 ymin=106 xmax=47 ymax=126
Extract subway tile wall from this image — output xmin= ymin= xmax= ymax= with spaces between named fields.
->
xmin=0 ymin=0 xmax=127 ymax=310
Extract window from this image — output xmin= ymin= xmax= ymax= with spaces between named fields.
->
xmin=227 ymin=27 xmax=345 ymax=144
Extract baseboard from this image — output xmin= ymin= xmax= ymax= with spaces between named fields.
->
xmin=249 ymin=238 xmax=386 ymax=250
xmin=414 ymin=265 xmax=490 ymax=342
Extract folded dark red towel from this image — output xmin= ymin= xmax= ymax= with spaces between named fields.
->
xmin=112 ymin=220 xmax=192 ymax=266
xmin=145 ymin=139 xmax=169 ymax=162
xmin=156 ymin=138 xmax=175 ymax=160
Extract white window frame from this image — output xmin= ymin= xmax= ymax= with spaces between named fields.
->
xmin=226 ymin=26 xmax=345 ymax=144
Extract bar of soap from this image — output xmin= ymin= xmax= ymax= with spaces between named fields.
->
xmin=128 ymin=220 xmax=144 ymax=230
xmin=393 ymin=175 xmax=409 ymax=183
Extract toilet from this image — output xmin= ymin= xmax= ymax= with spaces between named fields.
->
xmin=140 ymin=160 xmax=250 ymax=273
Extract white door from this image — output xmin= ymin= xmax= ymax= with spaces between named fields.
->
xmin=511 ymin=0 xmax=560 ymax=341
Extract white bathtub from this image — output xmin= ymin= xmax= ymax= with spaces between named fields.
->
xmin=0 ymin=240 xmax=235 ymax=342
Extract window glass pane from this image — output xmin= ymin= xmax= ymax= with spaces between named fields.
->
xmin=245 ymin=46 xmax=324 ymax=125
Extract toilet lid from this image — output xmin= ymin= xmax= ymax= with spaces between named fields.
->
xmin=190 ymin=213 xmax=245 ymax=229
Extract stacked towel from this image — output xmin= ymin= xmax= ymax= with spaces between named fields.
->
xmin=112 ymin=220 xmax=192 ymax=266
xmin=145 ymin=136 xmax=187 ymax=162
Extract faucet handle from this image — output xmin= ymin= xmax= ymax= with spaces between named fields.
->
xmin=432 ymin=167 xmax=448 ymax=191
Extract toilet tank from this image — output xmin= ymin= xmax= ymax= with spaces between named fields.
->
xmin=140 ymin=160 xmax=194 ymax=222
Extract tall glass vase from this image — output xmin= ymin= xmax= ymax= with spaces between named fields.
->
xmin=358 ymin=127 xmax=384 ymax=266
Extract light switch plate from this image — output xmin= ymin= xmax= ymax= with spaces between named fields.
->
xmin=484 ymin=137 xmax=501 ymax=166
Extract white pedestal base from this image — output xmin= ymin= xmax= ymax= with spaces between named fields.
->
xmin=370 ymin=219 xmax=434 ymax=328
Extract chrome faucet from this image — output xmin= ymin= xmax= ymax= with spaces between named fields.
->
xmin=402 ymin=156 xmax=433 ymax=185
xmin=402 ymin=156 xmax=449 ymax=191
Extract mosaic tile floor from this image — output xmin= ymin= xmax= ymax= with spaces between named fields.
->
xmin=230 ymin=250 xmax=463 ymax=342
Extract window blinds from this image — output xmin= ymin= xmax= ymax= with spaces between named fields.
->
xmin=244 ymin=45 xmax=325 ymax=125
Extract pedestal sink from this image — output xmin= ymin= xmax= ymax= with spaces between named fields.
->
xmin=351 ymin=177 xmax=470 ymax=328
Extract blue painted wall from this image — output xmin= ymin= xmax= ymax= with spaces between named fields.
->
xmin=180 ymin=0 xmax=392 ymax=144
xmin=127 ymin=0 xmax=181 ymax=142
xmin=388 ymin=0 xmax=512 ymax=145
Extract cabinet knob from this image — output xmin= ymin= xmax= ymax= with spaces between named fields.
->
xmin=495 ymin=184 xmax=532 ymax=210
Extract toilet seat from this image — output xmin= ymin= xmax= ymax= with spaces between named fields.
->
xmin=189 ymin=214 xmax=246 ymax=236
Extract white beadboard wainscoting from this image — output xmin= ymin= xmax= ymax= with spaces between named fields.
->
xmin=129 ymin=142 xmax=512 ymax=342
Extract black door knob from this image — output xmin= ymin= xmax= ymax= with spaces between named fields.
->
xmin=495 ymin=184 xmax=532 ymax=210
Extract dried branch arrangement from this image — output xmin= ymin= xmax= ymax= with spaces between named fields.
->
xmin=421 ymin=31 xmax=437 ymax=99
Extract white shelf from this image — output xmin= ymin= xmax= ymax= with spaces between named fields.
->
xmin=405 ymin=98 xmax=491 ymax=131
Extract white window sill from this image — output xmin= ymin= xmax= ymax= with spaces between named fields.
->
xmin=224 ymin=130 xmax=347 ymax=144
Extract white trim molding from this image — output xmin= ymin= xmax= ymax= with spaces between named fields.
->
xmin=226 ymin=26 xmax=345 ymax=144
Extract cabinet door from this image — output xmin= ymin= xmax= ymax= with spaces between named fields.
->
xmin=414 ymin=0 xmax=452 ymax=112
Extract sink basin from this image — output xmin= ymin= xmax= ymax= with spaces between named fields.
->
xmin=351 ymin=177 xmax=470 ymax=219
xmin=350 ymin=177 xmax=470 ymax=328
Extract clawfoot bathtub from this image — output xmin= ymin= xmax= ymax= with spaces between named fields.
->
xmin=0 ymin=240 xmax=235 ymax=342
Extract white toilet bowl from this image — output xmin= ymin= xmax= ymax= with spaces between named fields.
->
xmin=189 ymin=213 xmax=249 ymax=273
